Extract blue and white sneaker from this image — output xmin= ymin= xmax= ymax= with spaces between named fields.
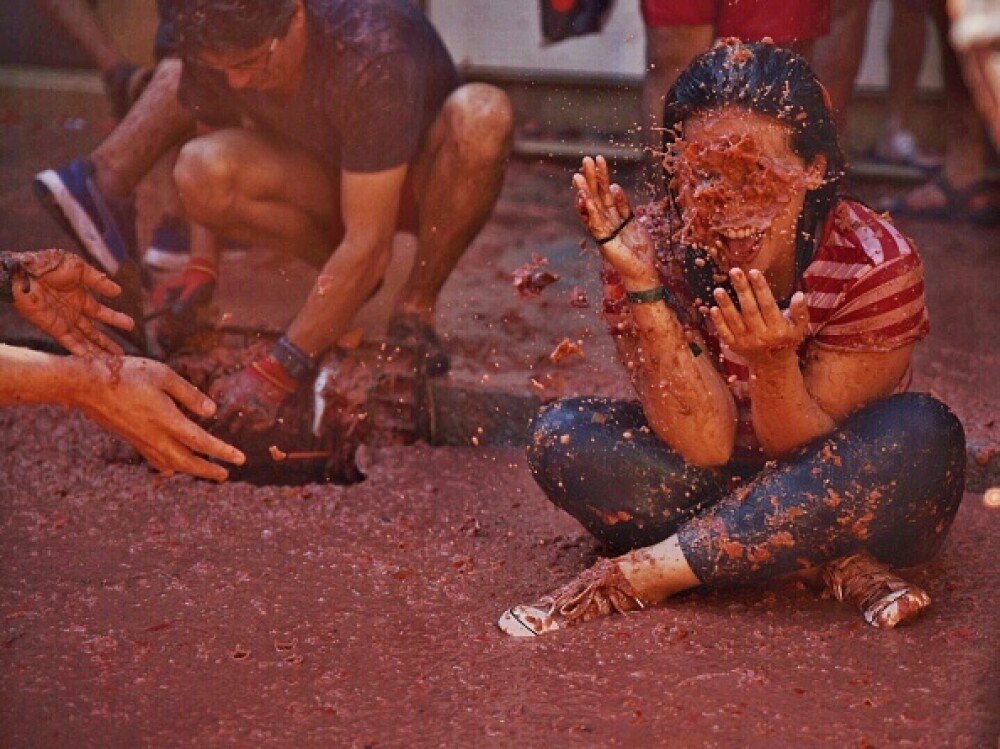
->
xmin=33 ymin=158 xmax=137 ymax=277
xmin=144 ymin=214 xmax=191 ymax=272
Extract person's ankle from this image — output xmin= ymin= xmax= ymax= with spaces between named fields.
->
xmin=90 ymin=160 xmax=131 ymax=202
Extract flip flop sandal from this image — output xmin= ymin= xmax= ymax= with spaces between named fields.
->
xmin=879 ymin=172 xmax=1000 ymax=224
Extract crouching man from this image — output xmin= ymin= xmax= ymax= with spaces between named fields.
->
xmin=156 ymin=0 xmax=513 ymax=433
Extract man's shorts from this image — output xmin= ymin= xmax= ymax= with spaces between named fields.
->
xmin=640 ymin=0 xmax=831 ymax=44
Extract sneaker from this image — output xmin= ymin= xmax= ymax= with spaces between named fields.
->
xmin=821 ymin=552 xmax=931 ymax=628
xmin=144 ymin=215 xmax=191 ymax=272
xmin=497 ymin=558 xmax=646 ymax=637
xmin=385 ymin=313 xmax=450 ymax=377
xmin=33 ymin=158 xmax=135 ymax=277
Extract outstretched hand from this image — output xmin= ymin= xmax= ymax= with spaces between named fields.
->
xmin=76 ymin=356 xmax=246 ymax=481
xmin=10 ymin=249 xmax=134 ymax=356
xmin=710 ymin=268 xmax=809 ymax=362
xmin=573 ymin=156 xmax=658 ymax=285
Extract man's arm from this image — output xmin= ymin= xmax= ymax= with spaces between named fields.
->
xmin=0 ymin=344 xmax=245 ymax=481
xmin=284 ymin=164 xmax=407 ymax=357
xmin=210 ymin=164 xmax=407 ymax=434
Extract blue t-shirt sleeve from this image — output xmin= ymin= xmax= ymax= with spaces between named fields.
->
xmin=337 ymin=52 xmax=427 ymax=173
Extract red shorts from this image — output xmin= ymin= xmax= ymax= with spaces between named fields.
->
xmin=640 ymin=0 xmax=831 ymax=44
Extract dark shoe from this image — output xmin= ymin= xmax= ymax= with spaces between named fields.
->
xmin=879 ymin=173 xmax=1000 ymax=225
xmin=33 ymin=158 xmax=147 ymax=354
xmin=385 ymin=313 xmax=450 ymax=377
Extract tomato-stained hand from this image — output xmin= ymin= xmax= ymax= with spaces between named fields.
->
xmin=9 ymin=249 xmax=135 ymax=356
xmin=209 ymin=356 xmax=297 ymax=435
xmin=573 ymin=156 xmax=658 ymax=285
xmin=709 ymin=268 xmax=809 ymax=362
xmin=152 ymin=259 xmax=217 ymax=351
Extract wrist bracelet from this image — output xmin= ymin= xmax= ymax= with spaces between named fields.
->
xmin=595 ymin=212 xmax=634 ymax=245
xmin=625 ymin=285 xmax=676 ymax=306
xmin=271 ymin=335 xmax=316 ymax=382
xmin=0 ymin=255 xmax=24 ymax=304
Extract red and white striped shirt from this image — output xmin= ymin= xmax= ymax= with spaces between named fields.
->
xmin=705 ymin=200 xmax=930 ymax=460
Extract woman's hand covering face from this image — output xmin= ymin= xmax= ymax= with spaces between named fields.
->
xmin=709 ymin=268 xmax=809 ymax=362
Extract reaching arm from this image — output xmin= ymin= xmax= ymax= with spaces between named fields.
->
xmin=210 ymin=165 xmax=406 ymax=434
xmin=284 ymin=164 xmax=407 ymax=357
xmin=4 ymin=249 xmax=135 ymax=355
xmin=0 ymin=344 xmax=245 ymax=481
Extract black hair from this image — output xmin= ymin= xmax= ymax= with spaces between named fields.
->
xmin=168 ymin=0 xmax=297 ymax=55
xmin=661 ymin=39 xmax=845 ymax=282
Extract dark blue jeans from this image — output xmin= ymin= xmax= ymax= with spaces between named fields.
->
xmin=527 ymin=393 xmax=966 ymax=585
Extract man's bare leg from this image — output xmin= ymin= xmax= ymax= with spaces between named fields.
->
xmin=173 ymin=127 xmax=334 ymax=261
xmin=92 ymin=59 xmax=195 ymax=201
xmin=398 ymin=83 xmax=513 ymax=323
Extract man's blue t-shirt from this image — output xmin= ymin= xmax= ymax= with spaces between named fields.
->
xmin=174 ymin=0 xmax=461 ymax=174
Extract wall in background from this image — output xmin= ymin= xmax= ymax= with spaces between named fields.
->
xmin=429 ymin=0 xmax=944 ymax=90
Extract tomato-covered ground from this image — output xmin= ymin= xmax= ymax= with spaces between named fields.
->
xmin=1 ymin=122 xmax=998 ymax=747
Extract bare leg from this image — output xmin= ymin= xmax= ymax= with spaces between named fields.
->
xmin=617 ymin=535 xmax=702 ymax=601
xmin=642 ymin=25 xmax=714 ymax=151
xmin=399 ymin=83 xmax=513 ymax=322
xmin=811 ymin=0 xmax=872 ymax=135
xmin=173 ymin=127 xmax=334 ymax=262
xmin=92 ymin=60 xmax=195 ymax=201
xmin=884 ymin=2 xmax=995 ymax=215
xmin=35 ymin=0 xmax=124 ymax=73
xmin=886 ymin=0 xmax=929 ymax=136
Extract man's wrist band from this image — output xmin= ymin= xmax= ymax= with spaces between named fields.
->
xmin=250 ymin=356 xmax=299 ymax=394
xmin=595 ymin=212 xmax=635 ymax=245
xmin=625 ymin=285 xmax=676 ymax=306
xmin=0 ymin=255 xmax=24 ymax=304
xmin=271 ymin=335 xmax=316 ymax=382
xmin=186 ymin=258 xmax=219 ymax=281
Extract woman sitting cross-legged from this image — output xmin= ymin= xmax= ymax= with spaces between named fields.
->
xmin=498 ymin=40 xmax=966 ymax=637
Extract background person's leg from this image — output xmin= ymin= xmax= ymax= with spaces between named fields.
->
xmin=92 ymin=59 xmax=194 ymax=201
xmin=35 ymin=0 xmax=126 ymax=74
xmin=642 ymin=24 xmax=715 ymax=153
xmin=527 ymin=396 xmax=732 ymax=555
xmin=811 ymin=0 xmax=873 ymax=135
xmin=877 ymin=0 xmax=938 ymax=167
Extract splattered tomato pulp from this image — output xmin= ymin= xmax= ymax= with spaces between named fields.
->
xmin=666 ymin=108 xmax=817 ymax=282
